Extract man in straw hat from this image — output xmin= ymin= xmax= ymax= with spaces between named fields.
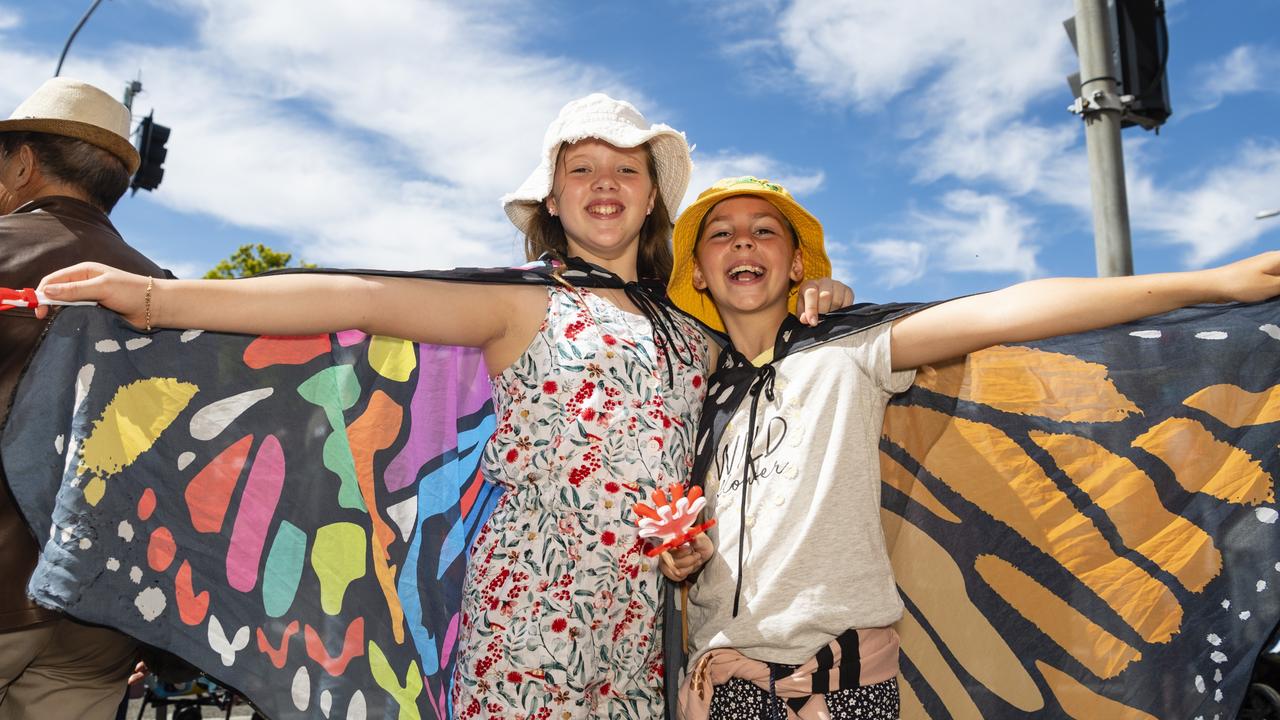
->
xmin=0 ymin=77 xmax=166 ymax=720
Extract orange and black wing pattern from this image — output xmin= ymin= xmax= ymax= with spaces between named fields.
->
xmin=883 ymin=299 xmax=1280 ymax=718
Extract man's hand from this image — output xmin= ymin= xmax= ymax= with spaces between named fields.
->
xmin=128 ymin=660 xmax=148 ymax=686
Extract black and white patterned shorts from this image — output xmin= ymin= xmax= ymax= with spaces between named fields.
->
xmin=707 ymin=676 xmax=900 ymax=720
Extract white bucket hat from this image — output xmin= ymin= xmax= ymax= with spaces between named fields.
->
xmin=502 ymin=93 xmax=692 ymax=235
xmin=0 ymin=78 xmax=139 ymax=174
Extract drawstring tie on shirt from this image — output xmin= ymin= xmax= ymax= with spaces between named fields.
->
xmin=731 ymin=363 xmax=776 ymax=618
xmin=768 ymin=662 xmax=800 ymax=720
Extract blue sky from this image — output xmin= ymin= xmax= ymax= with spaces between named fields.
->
xmin=3 ymin=0 xmax=1278 ymax=302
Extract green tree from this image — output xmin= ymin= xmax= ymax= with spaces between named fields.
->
xmin=204 ymin=243 xmax=316 ymax=279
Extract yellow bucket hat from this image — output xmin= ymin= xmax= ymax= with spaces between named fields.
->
xmin=669 ymin=176 xmax=831 ymax=332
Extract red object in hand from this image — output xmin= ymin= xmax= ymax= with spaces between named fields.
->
xmin=633 ymin=483 xmax=716 ymax=558
xmin=0 ymin=287 xmax=39 ymax=311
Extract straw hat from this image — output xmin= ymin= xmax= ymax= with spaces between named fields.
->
xmin=669 ymin=176 xmax=832 ymax=332
xmin=0 ymin=78 xmax=140 ymax=174
xmin=502 ymin=93 xmax=691 ymax=234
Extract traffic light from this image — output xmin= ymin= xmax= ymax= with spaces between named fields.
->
xmin=130 ymin=111 xmax=169 ymax=194
xmin=1114 ymin=0 xmax=1171 ymax=129
xmin=1064 ymin=0 xmax=1171 ymax=131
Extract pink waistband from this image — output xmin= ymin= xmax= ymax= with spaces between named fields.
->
xmin=677 ymin=627 xmax=900 ymax=720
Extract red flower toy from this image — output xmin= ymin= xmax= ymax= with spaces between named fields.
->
xmin=632 ymin=484 xmax=716 ymax=557
xmin=0 ymin=287 xmax=94 ymax=311
xmin=0 ymin=287 xmax=41 ymax=311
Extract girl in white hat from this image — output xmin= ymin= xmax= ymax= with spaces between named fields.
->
xmin=35 ymin=94 xmax=849 ymax=718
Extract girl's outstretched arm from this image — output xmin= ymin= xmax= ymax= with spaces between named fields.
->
xmin=890 ymin=250 xmax=1280 ymax=371
xmin=35 ymin=262 xmax=523 ymax=350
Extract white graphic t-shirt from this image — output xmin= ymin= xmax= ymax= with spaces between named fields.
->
xmin=687 ymin=322 xmax=915 ymax=666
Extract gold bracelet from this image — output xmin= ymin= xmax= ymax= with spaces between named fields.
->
xmin=144 ymin=277 xmax=154 ymax=332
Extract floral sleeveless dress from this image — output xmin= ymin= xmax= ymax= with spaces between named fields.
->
xmin=451 ymin=285 xmax=709 ymax=719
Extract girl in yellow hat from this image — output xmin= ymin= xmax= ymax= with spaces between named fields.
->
xmin=667 ymin=176 xmax=1280 ymax=719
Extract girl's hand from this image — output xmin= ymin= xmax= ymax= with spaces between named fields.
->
xmin=796 ymin=277 xmax=854 ymax=326
xmin=36 ymin=262 xmax=152 ymax=326
xmin=658 ymin=532 xmax=713 ymax=583
xmin=1207 ymin=250 xmax=1280 ymax=304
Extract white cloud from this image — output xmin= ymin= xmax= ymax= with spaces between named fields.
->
xmin=0 ymin=52 xmax=63 ymax=112
xmin=883 ymin=191 xmax=1042 ymax=279
xmin=0 ymin=6 xmax=19 ymax=31
xmin=718 ymin=0 xmax=1069 ymax=283
xmin=857 ymin=239 xmax=929 ymax=287
xmin=5 ymin=0 xmax=670 ymax=271
xmin=99 ymin=51 xmax=508 ymax=269
xmin=147 ymin=0 xmax=818 ymax=268
xmin=4 ymin=0 xmax=829 ymax=277
xmin=770 ymin=0 xmax=1081 ymax=204
xmin=702 ymin=0 xmax=785 ymax=34
xmin=134 ymin=0 xmax=644 ymax=269
xmin=915 ymin=122 xmax=1084 ymax=202
xmin=1185 ymin=45 xmax=1280 ymax=117
xmin=175 ymin=0 xmax=629 ymax=194
xmin=736 ymin=0 xmax=1278 ymax=281
xmin=684 ymin=150 xmax=825 ymax=210
xmin=919 ymin=191 xmax=1040 ymax=278
xmin=154 ymin=258 xmax=205 ymax=280
xmin=843 ymin=191 xmax=1041 ymax=292
xmin=716 ymin=36 xmax=796 ymax=94
xmin=1217 ymin=46 xmax=1276 ymax=94
xmin=1131 ymin=142 xmax=1280 ymax=266
xmin=777 ymin=0 xmax=1070 ymax=129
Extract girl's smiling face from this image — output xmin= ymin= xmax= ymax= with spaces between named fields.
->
xmin=546 ymin=139 xmax=656 ymax=273
xmin=692 ymin=195 xmax=803 ymax=323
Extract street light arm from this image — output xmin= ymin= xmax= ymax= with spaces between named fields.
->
xmin=54 ymin=0 xmax=106 ymax=77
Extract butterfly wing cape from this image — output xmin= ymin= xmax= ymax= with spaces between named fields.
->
xmin=4 ymin=282 xmax=1279 ymax=719
xmin=2 ymin=304 xmax=501 ymax=719
xmin=681 ymin=298 xmax=1280 ymax=719
xmin=0 ymin=261 xmax=598 ymax=720
xmin=1 ymin=257 xmax=700 ymax=720
xmin=881 ymin=298 xmax=1280 ymax=719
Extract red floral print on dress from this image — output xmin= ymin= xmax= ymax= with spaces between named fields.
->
xmin=452 ymin=287 xmax=708 ymax=717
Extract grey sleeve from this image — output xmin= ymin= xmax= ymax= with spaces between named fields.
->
xmin=843 ymin=323 xmax=916 ymax=394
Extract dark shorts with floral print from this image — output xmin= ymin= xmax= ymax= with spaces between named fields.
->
xmin=708 ymin=676 xmax=900 ymax=720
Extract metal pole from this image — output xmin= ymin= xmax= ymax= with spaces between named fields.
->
xmin=1073 ymin=0 xmax=1134 ymax=276
xmin=54 ymin=0 xmax=106 ymax=77
xmin=122 ymin=79 xmax=142 ymax=112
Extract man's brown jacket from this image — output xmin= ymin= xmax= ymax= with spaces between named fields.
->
xmin=0 ymin=196 xmax=164 ymax=631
